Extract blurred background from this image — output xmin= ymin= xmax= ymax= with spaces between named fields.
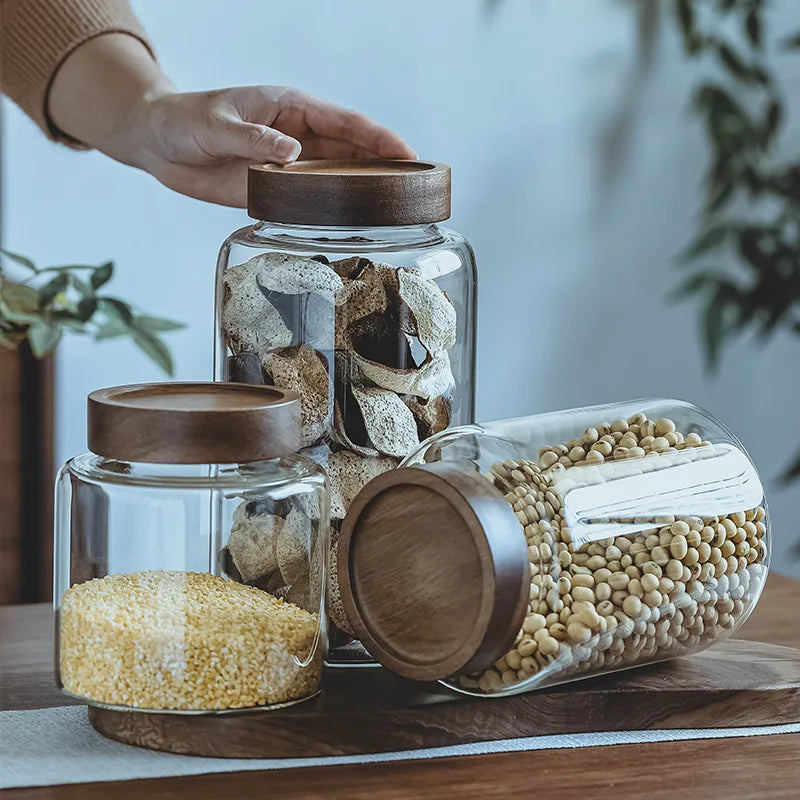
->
xmin=1 ymin=0 xmax=798 ymax=601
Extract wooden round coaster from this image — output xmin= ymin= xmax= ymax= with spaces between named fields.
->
xmin=86 ymin=640 xmax=800 ymax=758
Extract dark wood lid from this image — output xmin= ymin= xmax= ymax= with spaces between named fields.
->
xmin=247 ymin=159 xmax=451 ymax=226
xmin=337 ymin=463 xmax=529 ymax=682
xmin=87 ymin=383 xmax=300 ymax=464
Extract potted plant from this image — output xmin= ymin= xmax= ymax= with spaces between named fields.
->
xmin=0 ymin=250 xmax=183 ymax=372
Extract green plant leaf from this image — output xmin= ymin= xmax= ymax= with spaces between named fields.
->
xmin=38 ymin=273 xmax=69 ymax=309
xmin=90 ymin=261 xmax=113 ymax=291
xmin=706 ymin=178 xmax=736 ymax=213
xmin=714 ymin=41 xmax=764 ymax=84
xmin=0 ymin=280 xmax=39 ymax=314
xmin=132 ymin=329 xmax=175 ymax=375
xmin=94 ymin=317 xmax=129 ymax=340
xmin=779 ymin=448 xmax=800 ymax=485
xmin=133 ymin=315 xmax=185 ymax=334
xmin=76 ymin=297 xmax=98 ymax=322
xmin=781 ymin=32 xmax=800 ymax=50
xmin=97 ymin=297 xmax=134 ymax=325
xmin=762 ymin=100 xmax=782 ymax=146
xmin=68 ymin=273 xmax=94 ymax=298
xmin=0 ymin=328 xmax=28 ymax=350
xmin=676 ymin=0 xmax=697 ymax=49
xmin=27 ymin=321 xmax=62 ymax=357
xmin=702 ymin=296 xmax=724 ymax=371
xmin=0 ymin=249 xmax=38 ymax=273
xmin=671 ymin=270 xmax=725 ymax=300
xmin=745 ymin=7 xmax=762 ymax=48
xmin=680 ymin=226 xmax=731 ymax=260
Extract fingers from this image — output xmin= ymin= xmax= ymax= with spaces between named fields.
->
xmin=296 ymin=135 xmax=385 ymax=160
xmin=231 ymin=86 xmax=416 ymax=160
xmin=301 ymin=96 xmax=417 ymax=159
xmin=203 ymin=111 xmax=302 ymax=164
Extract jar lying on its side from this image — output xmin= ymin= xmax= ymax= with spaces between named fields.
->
xmin=336 ymin=399 xmax=769 ymax=695
xmin=214 ymin=159 xmax=477 ymax=656
xmin=54 ymin=383 xmax=328 ymax=713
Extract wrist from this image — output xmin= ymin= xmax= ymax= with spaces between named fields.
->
xmin=48 ymin=33 xmax=172 ymax=161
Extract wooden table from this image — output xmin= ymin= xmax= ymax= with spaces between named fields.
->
xmin=2 ymin=573 xmax=799 ymax=799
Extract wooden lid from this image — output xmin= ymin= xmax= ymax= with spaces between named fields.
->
xmin=87 ymin=383 xmax=300 ymax=464
xmin=338 ymin=463 xmax=529 ymax=682
xmin=247 ymin=159 xmax=451 ymax=226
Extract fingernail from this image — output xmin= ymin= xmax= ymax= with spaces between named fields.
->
xmin=275 ymin=136 xmax=301 ymax=162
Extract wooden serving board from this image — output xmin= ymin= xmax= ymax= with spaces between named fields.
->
xmin=88 ymin=639 xmax=800 ymax=758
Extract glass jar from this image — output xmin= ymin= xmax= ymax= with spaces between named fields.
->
xmin=336 ymin=399 xmax=770 ymax=696
xmin=54 ymin=383 xmax=328 ymax=712
xmin=214 ymin=159 xmax=477 ymax=656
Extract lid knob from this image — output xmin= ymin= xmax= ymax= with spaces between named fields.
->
xmin=337 ymin=463 xmax=529 ymax=681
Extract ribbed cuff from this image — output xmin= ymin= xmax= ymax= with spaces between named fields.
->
xmin=1 ymin=0 xmax=155 ymax=146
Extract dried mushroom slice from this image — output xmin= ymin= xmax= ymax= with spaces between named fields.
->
xmin=291 ymin=484 xmax=324 ymax=522
xmin=396 ymin=268 xmax=457 ymax=353
xmin=327 ymin=534 xmax=354 ymax=636
xmin=402 ymin=393 xmax=452 ymax=439
xmin=332 ymin=401 xmax=378 ymax=458
xmin=353 ymin=348 xmax=454 ymax=400
xmin=330 ymin=351 xmax=379 ymax=457
xmin=221 ymin=263 xmax=292 ymax=353
xmin=330 ymin=256 xmax=372 ymax=280
xmin=251 ymin=252 xmax=344 ymax=301
xmin=276 ymin=507 xmax=311 ymax=586
xmin=226 ymin=502 xmax=282 ymax=584
xmin=283 ymin=578 xmax=312 ymax=613
xmin=347 ymin=310 xmax=428 ymax=372
xmin=334 ymin=268 xmax=391 ymax=349
xmin=328 ymin=450 xmax=397 ymax=519
xmin=262 ymin=346 xmax=332 ymax=448
xmin=351 ymin=386 xmax=419 ymax=457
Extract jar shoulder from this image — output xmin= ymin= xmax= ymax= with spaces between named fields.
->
xmin=219 ymin=223 xmax=474 ymax=259
xmin=62 ymin=452 xmax=324 ymax=490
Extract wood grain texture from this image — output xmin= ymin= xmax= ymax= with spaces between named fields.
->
xmin=2 ymin=574 xmax=799 ymax=799
xmin=0 ymin=345 xmax=54 ymax=605
xmin=0 ymin=347 xmax=23 ymax=604
xmin=85 ymin=638 xmax=800 ymax=758
xmin=87 ymin=383 xmax=300 ymax=464
xmin=247 ymin=160 xmax=451 ymax=226
xmin=338 ymin=464 xmax=529 ymax=680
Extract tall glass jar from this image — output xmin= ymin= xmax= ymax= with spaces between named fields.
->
xmin=336 ymin=399 xmax=770 ymax=695
xmin=214 ymin=160 xmax=477 ymax=657
xmin=54 ymin=383 xmax=328 ymax=713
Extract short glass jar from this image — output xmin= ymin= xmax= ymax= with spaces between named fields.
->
xmin=54 ymin=383 xmax=328 ymax=713
xmin=336 ymin=399 xmax=770 ymax=696
xmin=214 ymin=160 xmax=477 ymax=655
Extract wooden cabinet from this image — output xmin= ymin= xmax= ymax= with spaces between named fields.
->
xmin=0 ymin=344 xmax=54 ymax=604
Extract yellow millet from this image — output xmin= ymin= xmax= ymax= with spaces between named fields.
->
xmin=59 ymin=570 xmax=321 ymax=710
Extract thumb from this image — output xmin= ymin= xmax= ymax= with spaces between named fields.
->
xmin=211 ymin=119 xmax=302 ymax=164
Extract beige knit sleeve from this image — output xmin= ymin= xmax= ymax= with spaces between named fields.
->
xmin=0 ymin=0 xmax=154 ymax=143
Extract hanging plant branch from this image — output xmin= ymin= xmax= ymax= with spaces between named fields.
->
xmin=0 ymin=250 xmax=184 ymax=375
xmin=671 ymin=0 xmax=800 ymax=485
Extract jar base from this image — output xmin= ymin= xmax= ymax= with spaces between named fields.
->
xmin=70 ymin=688 xmax=321 ymax=716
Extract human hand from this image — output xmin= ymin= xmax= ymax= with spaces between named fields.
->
xmin=118 ymin=85 xmax=417 ymax=206
xmin=48 ymin=34 xmax=416 ymax=207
